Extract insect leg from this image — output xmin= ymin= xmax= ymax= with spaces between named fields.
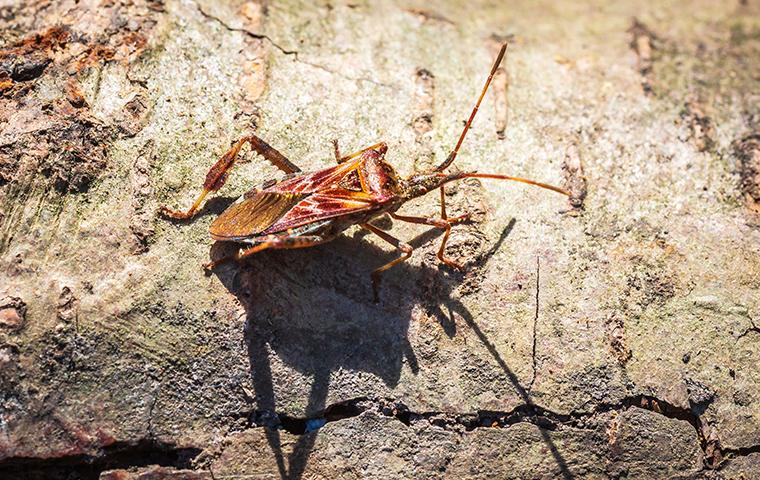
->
xmin=161 ymin=135 xmax=301 ymax=220
xmin=242 ymin=134 xmax=302 ymax=174
xmin=335 ymin=142 xmax=387 ymax=164
xmin=332 ymin=139 xmax=341 ymax=162
xmin=360 ymin=223 xmax=414 ymax=302
xmin=436 ymin=186 xmax=469 ymax=269
xmin=389 ymin=190 xmax=469 ymax=271
xmin=203 ymin=234 xmax=328 ymax=272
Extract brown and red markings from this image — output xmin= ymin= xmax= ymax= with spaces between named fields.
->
xmin=0 ymin=26 xmax=70 ymax=96
xmin=0 ymin=22 xmax=147 ymax=96
xmin=162 ymin=44 xmax=571 ymax=300
xmin=0 ymin=409 xmax=118 ymax=461
xmin=101 ymin=466 xmax=211 ymax=480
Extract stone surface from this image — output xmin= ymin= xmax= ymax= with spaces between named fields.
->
xmin=103 ymin=408 xmax=705 ymax=479
xmin=1 ymin=0 xmax=759 ymax=479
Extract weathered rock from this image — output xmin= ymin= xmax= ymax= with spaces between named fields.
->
xmin=0 ymin=0 xmax=758 ymax=478
xmin=101 ymin=407 xmax=704 ymax=479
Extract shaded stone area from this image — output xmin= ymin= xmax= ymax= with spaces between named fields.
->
xmin=1 ymin=0 xmax=759 ymax=479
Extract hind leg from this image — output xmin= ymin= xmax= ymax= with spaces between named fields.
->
xmin=204 ymin=234 xmax=329 ymax=272
xmin=161 ymin=135 xmax=301 ymax=220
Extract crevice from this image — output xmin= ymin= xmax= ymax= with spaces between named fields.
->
xmin=5 ymin=395 xmax=757 ymax=476
xmin=719 ymin=444 xmax=760 ymax=464
xmin=192 ymin=1 xmax=393 ymax=89
xmin=737 ymin=315 xmax=759 ymax=339
xmin=528 ymin=256 xmax=540 ymax=392
xmin=192 ymin=1 xmax=296 ymax=58
xmin=240 ymin=394 xmax=753 ymax=470
xmin=293 ymin=57 xmax=395 ymax=89
xmin=0 ymin=440 xmax=202 ymax=480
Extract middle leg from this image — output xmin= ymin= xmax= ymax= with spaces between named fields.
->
xmin=361 ymin=223 xmax=413 ymax=302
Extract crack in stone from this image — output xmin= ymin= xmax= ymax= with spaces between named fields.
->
xmin=192 ymin=1 xmax=394 ymax=90
xmin=192 ymin=1 xmax=296 ymax=57
xmin=238 ymin=394 xmax=758 ymax=470
xmin=0 ymin=441 xmax=202 ymax=480
xmin=5 ymin=395 xmax=759 ymax=476
xmin=737 ymin=315 xmax=759 ymax=339
xmin=528 ymin=256 xmax=540 ymax=392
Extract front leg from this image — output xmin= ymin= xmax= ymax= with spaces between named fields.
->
xmin=389 ymin=187 xmax=471 ymax=270
xmin=161 ymin=134 xmax=302 ymax=220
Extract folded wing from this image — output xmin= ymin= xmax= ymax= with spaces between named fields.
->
xmin=209 ymin=191 xmax=306 ymax=241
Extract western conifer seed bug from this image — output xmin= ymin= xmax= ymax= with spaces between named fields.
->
xmin=161 ymin=43 xmax=570 ymax=301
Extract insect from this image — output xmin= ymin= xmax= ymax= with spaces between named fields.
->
xmin=161 ymin=43 xmax=569 ymax=301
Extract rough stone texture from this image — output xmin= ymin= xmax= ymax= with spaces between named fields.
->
xmin=0 ymin=0 xmax=759 ymax=479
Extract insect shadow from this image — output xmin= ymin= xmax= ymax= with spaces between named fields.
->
xmin=209 ymin=218 xmax=571 ymax=479
xmin=211 ymin=229 xmax=463 ymax=479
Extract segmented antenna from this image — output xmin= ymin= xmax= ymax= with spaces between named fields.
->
xmin=435 ymin=43 xmax=508 ymax=172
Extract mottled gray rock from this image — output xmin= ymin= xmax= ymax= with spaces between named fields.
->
xmin=1 ymin=0 xmax=758 ymax=478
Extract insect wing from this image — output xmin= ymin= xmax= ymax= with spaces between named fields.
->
xmin=209 ymin=191 xmax=306 ymax=241
xmin=268 ymin=157 xmax=362 ymax=194
xmin=210 ymin=156 xmax=385 ymax=240
xmin=261 ymin=190 xmax=377 ymax=234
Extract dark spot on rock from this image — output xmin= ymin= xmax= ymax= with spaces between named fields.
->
xmin=7 ymin=54 xmax=51 ymax=81
xmin=38 ymin=119 xmax=110 ymax=193
xmin=48 ymin=146 xmax=107 ymax=193
xmin=680 ymin=96 xmax=715 ymax=152
xmin=0 ymin=26 xmax=70 ymax=82
xmin=682 ymin=352 xmax=690 ymax=364
xmin=733 ymin=390 xmax=751 ymax=407
xmin=627 ymin=18 xmax=658 ymax=94
xmin=119 ymin=93 xmax=151 ymax=136
xmin=734 ymin=134 xmax=760 ymax=206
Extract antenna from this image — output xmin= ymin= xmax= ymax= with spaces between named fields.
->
xmin=435 ymin=42 xmax=507 ymax=172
